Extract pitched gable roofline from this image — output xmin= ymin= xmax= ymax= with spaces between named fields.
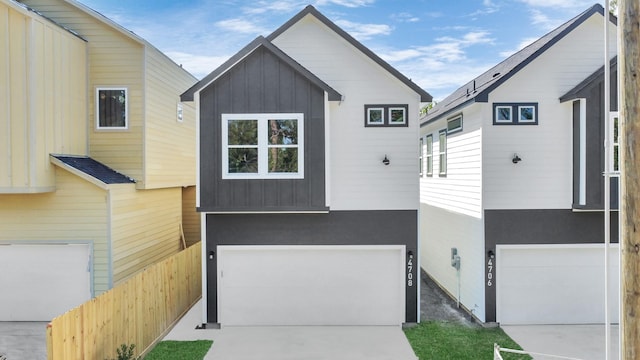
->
xmin=54 ymin=0 xmax=196 ymax=80
xmin=180 ymin=36 xmax=342 ymax=102
xmin=422 ymin=3 xmax=610 ymax=125
xmin=267 ymin=5 xmax=432 ymax=102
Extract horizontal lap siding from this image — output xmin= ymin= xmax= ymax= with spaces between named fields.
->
xmin=199 ymin=47 xmax=326 ymax=211
xmin=483 ymin=15 xmax=616 ymax=210
xmin=110 ymin=186 xmax=182 ymax=283
xmin=272 ymin=16 xmax=420 ymax=211
xmin=144 ymin=47 xmax=197 ymax=189
xmin=0 ymin=3 xmax=86 ymax=192
xmin=0 ymin=168 xmax=109 ymax=295
xmin=420 ymin=105 xmax=482 ymax=218
xmin=21 ymin=0 xmax=145 ymax=183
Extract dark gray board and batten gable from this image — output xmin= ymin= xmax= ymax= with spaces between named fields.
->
xmin=191 ymin=38 xmax=341 ymax=212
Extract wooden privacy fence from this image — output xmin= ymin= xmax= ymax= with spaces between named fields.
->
xmin=46 ymin=242 xmax=202 ymax=360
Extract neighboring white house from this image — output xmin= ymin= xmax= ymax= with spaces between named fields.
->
xmin=419 ymin=3 xmax=619 ymax=325
xmin=181 ymin=5 xmax=431 ymax=326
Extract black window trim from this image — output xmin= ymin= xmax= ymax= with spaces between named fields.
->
xmin=492 ymin=102 xmax=538 ymax=125
xmin=364 ymin=104 xmax=409 ymax=127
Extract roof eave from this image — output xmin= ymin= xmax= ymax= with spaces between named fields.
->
xmin=267 ymin=5 xmax=432 ymax=102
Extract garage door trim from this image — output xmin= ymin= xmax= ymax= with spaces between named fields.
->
xmin=216 ymin=245 xmax=406 ymax=326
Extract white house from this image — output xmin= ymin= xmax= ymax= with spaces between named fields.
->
xmin=419 ymin=3 xmax=619 ymax=325
xmin=181 ymin=6 xmax=431 ymax=326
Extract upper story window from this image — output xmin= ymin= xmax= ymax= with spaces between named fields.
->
xmin=364 ymin=104 xmax=408 ymax=127
xmin=222 ymin=113 xmax=304 ymax=179
xmin=611 ymin=112 xmax=620 ymax=173
xmin=447 ymin=114 xmax=463 ymax=133
xmin=425 ymin=134 xmax=433 ymax=177
xmin=96 ymin=88 xmax=128 ymax=129
xmin=439 ymin=130 xmax=447 ymax=176
xmin=419 ymin=137 xmax=424 ymax=176
xmin=493 ymin=103 xmax=538 ymax=125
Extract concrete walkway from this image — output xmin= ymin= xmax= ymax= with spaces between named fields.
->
xmin=502 ymin=325 xmax=619 ymax=360
xmin=163 ymin=300 xmax=418 ymax=360
xmin=0 ymin=322 xmax=47 ymax=360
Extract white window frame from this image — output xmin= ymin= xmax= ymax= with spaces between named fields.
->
xmin=366 ymin=107 xmax=385 ymax=125
xmin=388 ymin=107 xmax=407 ymax=125
xmin=221 ymin=113 xmax=304 ymax=179
xmin=438 ymin=130 xmax=447 ymax=176
xmin=518 ymin=105 xmax=536 ymax=123
xmin=426 ymin=134 xmax=433 ymax=177
xmin=96 ymin=87 xmax=128 ymax=130
xmin=419 ymin=137 xmax=424 ymax=176
xmin=494 ymin=106 xmax=512 ymax=124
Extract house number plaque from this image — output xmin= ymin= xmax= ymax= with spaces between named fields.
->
xmin=407 ymin=252 xmax=414 ymax=287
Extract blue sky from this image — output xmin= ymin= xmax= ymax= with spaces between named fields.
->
xmin=80 ymin=0 xmax=600 ymax=101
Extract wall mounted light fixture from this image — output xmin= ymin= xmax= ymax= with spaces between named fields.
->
xmin=512 ymin=154 xmax=522 ymax=164
xmin=382 ymin=155 xmax=390 ymax=166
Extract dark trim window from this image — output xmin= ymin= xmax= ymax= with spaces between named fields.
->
xmin=438 ymin=130 xmax=447 ymax=176
xmin=221 ymin=113 xmax=304 ymax=179
xmin=447 ymin=113 xmax=463 ymax=133
xmin=611 ymin=112 xmax=619 ymax=173
xmin=364 ymin=104 xmax=408 ymax=127
xmin=493 ymin=103 xmax=538 ymax=125
xmin=96 ymin=87 xmax=128 ymax=129
xmin=426 ymin=134 xmax=433 ymax=177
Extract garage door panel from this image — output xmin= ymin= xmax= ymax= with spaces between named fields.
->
xmin=498 ymin=245 xmax=619 ymax=325
xmin=218 ymin=246 xmax=405 ymax=326
xmin=0 ymin=244 xmax=92 ymax=321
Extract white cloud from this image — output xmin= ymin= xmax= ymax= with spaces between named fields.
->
xmin=316 ymin=0 xmax=375 ymax=8
xmin=165 ymin=52 xmax=232 ymax=80
xmin=518 ymin=0 xmax=594 ymax=9
xmin=334 ymin=19 xmax=392 ymax=40
xmin=215 ymin=18 xmax=269 ymax=34
xmin=498 ymin=37 xmax=538 ymax=58
xmin=392 ymin=12 xmax=419 ymax=23
xmin=244 ymin=1 xmax=307 ymax=14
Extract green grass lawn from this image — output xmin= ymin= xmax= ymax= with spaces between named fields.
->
xmin=404 ymin=322 xmax=532 ymax=360
xmin=144 ymin=340 xmax=213 ymax=360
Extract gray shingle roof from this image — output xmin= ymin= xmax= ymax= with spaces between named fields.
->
xmin=422 ymin=3 xmax=606 ymax=125
xmin=51 ymin=155 xmax=135 ymax=184
xmin=180 ymin=36 xmax=341 ymax=102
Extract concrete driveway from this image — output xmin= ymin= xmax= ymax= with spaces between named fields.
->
xmin=163 ymin=300 xmax=418 ymax=360
xmin=0 ymin=322 xmax=47 ymax=360
xmin=502 ymin=325 xmax=619 ymax=360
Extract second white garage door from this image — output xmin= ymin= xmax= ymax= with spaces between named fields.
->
xmin=217 ymin=245 xmax=406 ymax=326
xmin=0 ymin=243 xmax=92 ymax=321
xmin=497 ymin=244 xmax=619 ymax=325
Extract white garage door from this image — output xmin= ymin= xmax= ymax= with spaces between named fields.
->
xmin=497 ymin=244 xmax=619 ymax=325
xmin=0 ymin=243 xmax=92 ymax=321
xmin=217 ymin=245 xmax=406 ymax=326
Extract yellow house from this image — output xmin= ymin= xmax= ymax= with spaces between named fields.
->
xmin=0 ymin=0 xmax=199 ymax=321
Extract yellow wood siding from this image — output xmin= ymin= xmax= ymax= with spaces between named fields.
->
xmin=110 ymin=186 xmax=182 ymax=283
xmin=20 ymin=0 xmax=145 ymax=183
xmin=143 ymin=47 xmax=197 ymax=188
xmin=0 ymin=1 xmax=87 ymax=193
xmin=0 ymin=167 xmax=109 ymax=294
xmin=181 ymin=186 xmax=200 ymax=246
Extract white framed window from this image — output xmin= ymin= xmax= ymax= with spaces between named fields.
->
xmin=419 ymin=137 xmax=424 ymax=176
xmin=388 ymin=107 xmax=407 ymax=125
xmin=426 ymin=134 xmax=433 ymax=177
xmin=177 ymin=103 xmax=184 ymax=123
xmin=447 ymin=114 xmax=463 ymax=133
xmin=518 ymin=105 xmax=536 ymax=123
xmin=96 ymin=87 xmax=128 ymax=129
xmin=438 ymin=130 xmax=447 ymax=176
xmin=221 ymin=113 xmax=304 ymax=179
xmin=493 ymin=103 xmax=538 ymax=125
xmin=367 ymin=107 xmax=385 ymax=125
xmin=494 ymin=106 xmax=512 ymax=124
xmin=611 ymin=112 xmax=620 ymax=173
